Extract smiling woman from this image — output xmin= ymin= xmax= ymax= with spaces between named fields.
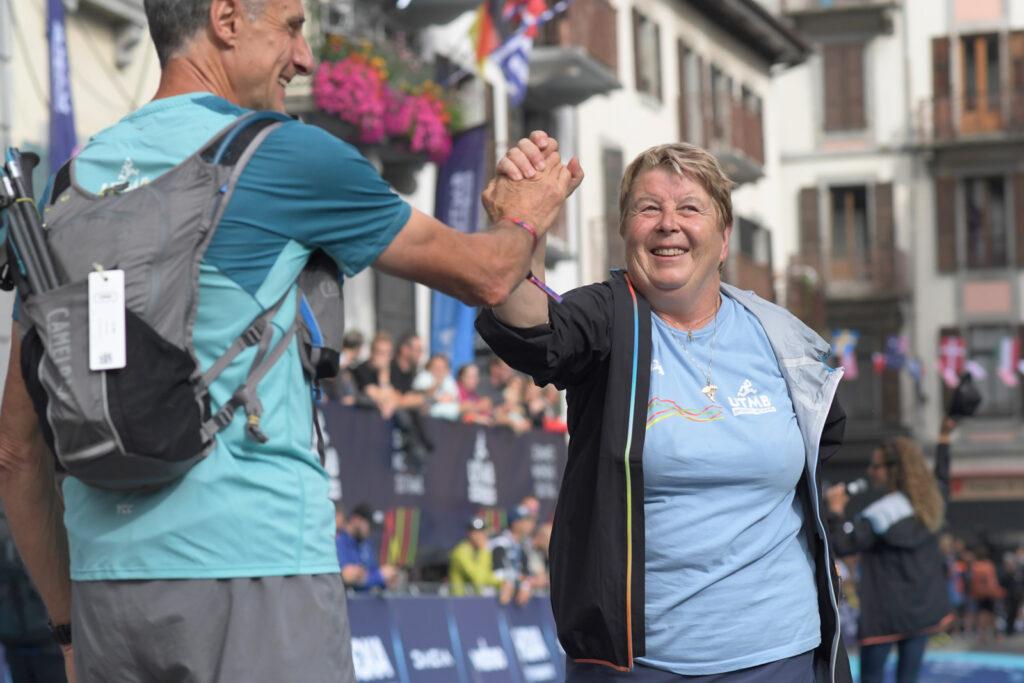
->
xmin=477 ymin=137 xmax=852 ymax=682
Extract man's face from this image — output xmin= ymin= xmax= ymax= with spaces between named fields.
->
xmin=401 ymin=337 xmax=423 ymax=366
xmin=370 ymin=340 xmax=393 ymax=370
xmin=469 ymin=529 xmax=488 ymax=550
xmin=350 ymin=516 xmax=370 ymax=541
xmin=228 ymin=0 xmax=314 ymax=111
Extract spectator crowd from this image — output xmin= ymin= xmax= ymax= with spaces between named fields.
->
xmin=321 ymin=329 xmax=567 ymax=435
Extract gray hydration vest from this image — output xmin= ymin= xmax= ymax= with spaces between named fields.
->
xmin=16 ymin=112 xmax=343 ymax=490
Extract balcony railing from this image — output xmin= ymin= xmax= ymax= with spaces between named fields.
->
xmin=781 ymin=0 xmax=892 ymax=12
xmin=915 ymin=90 xmax=1024 ymax=145
xmin=706 ymin=94 xmax=765 ymax=185
xmin=825 ymin=247 xmax=907 ymax=299
xmin=526 ymin=0 xmax=620 ymax=108
xmin=732 ymin=254 xmax=775 ymax=302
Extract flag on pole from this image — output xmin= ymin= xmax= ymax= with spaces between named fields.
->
xmin=47 ymin=0 xmax=77 ymax=173
xmin=998 ymin=335 xmax=1020 ymax=387
xmin=939 ymin=335 xmax=966 ymax=389
xmin=491 ymin=32 xmax=533 ymax=105
xmin=831 ymin=329 xmax=859 ymax=380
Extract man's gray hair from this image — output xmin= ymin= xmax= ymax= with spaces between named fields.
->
xmin=144 ymin=0 xmax=266 ymax=67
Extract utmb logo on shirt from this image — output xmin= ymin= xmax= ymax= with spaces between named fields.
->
xmin=727 ymin=380 xmax=777 ymax=417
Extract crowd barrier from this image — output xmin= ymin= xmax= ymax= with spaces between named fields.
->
xmin=322 ymin=405 xmax=568 ymax=566
xmin=347 ymin=595 xmax=565 ymax=683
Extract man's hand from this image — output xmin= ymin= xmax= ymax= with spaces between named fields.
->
xmin=825 ymin=483 xmax=849 ymax=517
xmin=514 ymin=581 xmax=532 ymax=607
xmin=939 ymin=417 xmax=956 ymax=444
xmin=380 ymin=564 xmax=399 ymax=587
xmin=481 ymin=131 xmax=584 ymax=237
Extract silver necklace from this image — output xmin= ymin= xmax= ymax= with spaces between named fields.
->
xmin=678 ymin=298 xmax=721 ymax=403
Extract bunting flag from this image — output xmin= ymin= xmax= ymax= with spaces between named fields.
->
xmin=380 ymin=507 xmax=421 ymax=569
xmin=491 ymin=32 xmax=534 ymax=105
xmin=998 ymin=335 xmax=1020 ymax=387
xmin=831 ymin=329 xmax=859 ymax=380
xmin=884 ymin=335 xmax=908 ymax=371
xmin=47 ymin=0 xmax=77 ymax=173
xmin=872 ymin=352 xmax=887 ymax=375
xmin=939 ymin=335 xmax=966 ymax=389
xmin=965 ymin=359 xmax=987 ymax=381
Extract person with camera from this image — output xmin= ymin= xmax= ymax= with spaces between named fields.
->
xmin=825 ymin=419 xmax=956 ymax=683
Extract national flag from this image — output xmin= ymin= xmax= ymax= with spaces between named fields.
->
xmin=998 ymin=335 xmax=1020 ymax=387
xmin=831 ymin=329 xmax=859 ymax=380
xmin=491 ymin=32 xmax=533 ymax=105
xmin=872 ymin=352 xmax=887 ymax=375
xmin=884 ymin=335 xmax=908 ymax=371
xmin=47 ymin=0 xmax=77 ymax=173
xmin=939 ymin=335 xmax=966 ymax=389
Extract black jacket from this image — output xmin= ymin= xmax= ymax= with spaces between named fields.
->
xmin=477 ymin=272 xmax=852 ymax=682
xmin=827 ymin=444 xmax=953 ymax=643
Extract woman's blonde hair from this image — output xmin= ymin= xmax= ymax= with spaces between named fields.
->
xmin=880 ymin=436 xmax=945 ymax=533
xmin=617 ymin=143 xmax=734 ymax=234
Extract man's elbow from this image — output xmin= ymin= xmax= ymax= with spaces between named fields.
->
xmin=0 ymin=433 xmax=38 ymax=488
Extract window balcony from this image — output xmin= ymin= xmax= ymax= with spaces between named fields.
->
xmin=781 ymin=0 xmax=896 ymax=38
xmin=707 ymin=94 xmax=765 ymax=186
xmin=386 ymin=0 xmax=479 ymax=28
xmin=824 ymin=247 xmax=908 ymax=301
xmin=525 ymin=0 xmax=620 ymax=109
xmin=915 ymin=89 xmax=1024 ymax=147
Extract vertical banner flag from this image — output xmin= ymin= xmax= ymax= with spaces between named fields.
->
xmin=831 ymin=329 xmax=859 ymax=380
xmin=431 ymin=126 xmax=487 ymax=372
xmin=998 ymin=335 xmax=1020 ymax=387
xmin=47 ymin=0 xmax=77 ymax=173
xmin=939 ymin=335 xmax=966 ymax=389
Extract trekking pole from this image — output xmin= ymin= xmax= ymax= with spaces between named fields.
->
xmin=4 ymin=150 xmax=60 ymax=291
xmin=0 ymin=169 xmax=45 ymax=295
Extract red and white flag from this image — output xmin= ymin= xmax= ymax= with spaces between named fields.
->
xmin=939 ymin=335 xmax=966 ymax=389
xmin=998 ymin=335 xmax=1020 ymax=387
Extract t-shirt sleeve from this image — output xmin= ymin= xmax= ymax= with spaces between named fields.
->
xmin=232 ymin=121 xmax=412 ymax=277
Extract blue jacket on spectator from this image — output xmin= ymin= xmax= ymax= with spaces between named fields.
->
xmin=336 ymin=530 xmax=385 ymax=591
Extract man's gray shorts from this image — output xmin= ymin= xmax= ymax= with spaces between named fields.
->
xmin=71 ymin=574 xmax=354 ymax=683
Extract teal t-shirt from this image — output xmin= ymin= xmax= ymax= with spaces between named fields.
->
xmin=59 ymin=92 xmax=410 ymax=580
xmin=637 ymin=294 xmax=820 ymax=675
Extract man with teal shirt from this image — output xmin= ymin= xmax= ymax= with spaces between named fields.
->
xmin=0 ymin=0 xmax=581 ymax=681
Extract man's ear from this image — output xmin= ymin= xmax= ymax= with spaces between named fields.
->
xmin=209 ymin=0 xmax=245 ymax=48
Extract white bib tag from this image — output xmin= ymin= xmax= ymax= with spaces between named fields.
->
xmin=88 ymin=269 xmax=127 ymax=371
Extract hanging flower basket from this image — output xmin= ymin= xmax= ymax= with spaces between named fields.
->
xmin=314 ymin=36 xmax=459 ymax=164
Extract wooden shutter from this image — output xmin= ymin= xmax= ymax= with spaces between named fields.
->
xmin=932 ymin=37 xmax=953 ymax=139
xmin=935 ymin=176 xmax=957 ymax=273
xmin=1010 ymin=31 xmax=1024 ymax=128
xmin=874 ymin=182 xmax=895 ymax=290
xmin=1015 ymin=173 xmax=1024 ymax=267
xmin=698 ymin=56 xmax=711 ymax=147
xmin=677 ymin=40 xmax=689 ymax=141
xmin=823 ymin=44 xmax=844 ymax=131
xmin=603 ymin=147 xmax=626 ymax=271
xmin=846 ymin=43 xmax=866 ymax=129
xmin=653 ymin=22 xmax=663 ymax=101
xmin=798 ymin=187 xmax=821 ymax=273
xmin=632 ymin=8 xmax=643 ymax=94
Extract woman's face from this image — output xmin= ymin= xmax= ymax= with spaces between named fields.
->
xmin=460 ymin=365 xmax=479 ymax=390
xmin=622 ymin=168 xmax=730 ymax=305
xmin=867 ymin=448 xmax=891 ymax=490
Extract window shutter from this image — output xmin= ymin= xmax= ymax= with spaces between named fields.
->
xmin=932 ymin=37 xmax=953 ymax=139
xmin=1015 ymin=173 xmax=1024 ymax=267
xmin=1010 ymin=31 xmax=1024 ymax=128
xmin=935 ymin=176 xmax=957 ymax=273
xmin=603 ymin=147 xmax=626 ymax=271
xmin=677 ymin=40 xmax=689 ymax=141
xmin=653 ymin=22 xmax=663 ymax=101
xmin=823 ymin=44 xmax=845 ymax=131
xmin=632 ymin=8 xmax=643 ymax=94
xmin=699 ymin=56 xmax=711 ymax=147
xmin=799 ymin=187 xmax=821 ymax=273
xmin=874 ymin=182 xmax=895 ymax=290
xmin=845 ymin=43 xmax=866 ymax=130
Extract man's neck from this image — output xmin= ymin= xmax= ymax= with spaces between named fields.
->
xmin=153 ymin=52 xmax=237 ymax=106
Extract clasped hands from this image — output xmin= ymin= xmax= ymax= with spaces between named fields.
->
xmin=482 ymin=131 xmax=584 ymax=242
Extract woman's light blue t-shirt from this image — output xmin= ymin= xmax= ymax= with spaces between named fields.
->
xmin=61 ymin=93 xmax=410 ymax=580
xmin=637 ymin=294 xmax=821 ymax=675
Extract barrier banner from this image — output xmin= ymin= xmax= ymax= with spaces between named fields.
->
xmin=324 ymin=405 xmax=567 ymax=565
xmin=346 ymin=596 xmax=563 ymax=683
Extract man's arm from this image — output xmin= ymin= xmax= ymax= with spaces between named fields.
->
xmin=374 ymin=145 xmax=581 ymax=309
xmin=0 ymin=324 xmax=72 ymax=626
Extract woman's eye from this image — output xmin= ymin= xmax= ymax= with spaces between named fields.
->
xmin=640 ymin=205 xmax=659 ymax=214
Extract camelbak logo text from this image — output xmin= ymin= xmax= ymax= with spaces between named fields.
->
xmin=46 ymin=309 xmax=73 ymax=381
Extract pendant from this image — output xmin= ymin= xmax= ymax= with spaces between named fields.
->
xmin=702 ymin=384 xmax=718 ymax=402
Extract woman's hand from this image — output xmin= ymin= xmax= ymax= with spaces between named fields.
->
xmin=62 ymin=644 xmax=77 ymax=683
xmin=939 ymin=417 xmax=956 ymax=444
xmin=825 ymin=483 xmax=849 ymax=517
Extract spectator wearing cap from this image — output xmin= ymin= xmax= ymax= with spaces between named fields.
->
xmin=448 ymin=517 xmax=504 ymax=597
xmin=490 ymin=505 xmax=537 ymax=606
xmin=336 ymin=503 xmax=397 ymax=592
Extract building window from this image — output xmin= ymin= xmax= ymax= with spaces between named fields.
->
xmin=709 ymin=65 xmax=726 ymax=141
xmin=964 ymin=176 xmax=1008 ymax=269
xmin=829 ymin=185 xmax=871 ymax=281
xmin=822 ymin=41 xmax=866 ymax=132
xmin=961 ymin=33 xmax=1001 ymax=132
xmin=968 ymin=326 xmax=1017 ymax=417
xmin=632 ymin=10 xmax=662 ymax=100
